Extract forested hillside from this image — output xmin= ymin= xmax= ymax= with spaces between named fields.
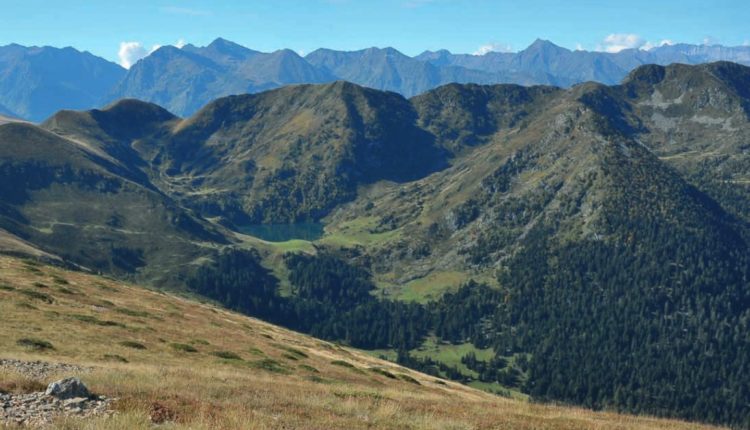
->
xmin=1 ymin=62 xmax=749 ymax=427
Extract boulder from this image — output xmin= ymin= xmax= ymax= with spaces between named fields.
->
xmin=45 ymin=378 xmax=90 ymax=399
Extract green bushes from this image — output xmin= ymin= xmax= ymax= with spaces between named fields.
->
xmin=211 ymin=351 xmax=242 ymax=360
xmin=369 ymin=367 xmax=397 ymax=379
xmin=16 ymin=338 xmax=54 ymax=351
xmin=249 ymin=359 xmax=289 ymax=374
xmin=119 ymin=340 xmax=146 ymax=350
xmin=170 ymin=343 xmax=198 ymax=353
xmin=299 ymin=364 xmax=319 ymax=373
xmin=19 ymin=289 xmax=53 ymax=303
xmin=70 ymin=314 xmax=124 ymax=327
xmin=102 ymin=354 xmax=129 ymax=363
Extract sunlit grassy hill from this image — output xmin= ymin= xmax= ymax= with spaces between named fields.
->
xmin=0 ymin=255 xmax=722 ymax=429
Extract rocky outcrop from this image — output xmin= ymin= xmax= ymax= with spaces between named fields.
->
xmin=0 ymin=360 xmax=114 ymax=427
xmin=45 ymin=378 xmax=90 ymax=400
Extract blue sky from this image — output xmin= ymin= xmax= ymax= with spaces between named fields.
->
xmin=1 ymin=0 xmax=748 ymax=67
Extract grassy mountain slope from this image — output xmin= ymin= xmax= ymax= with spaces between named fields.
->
xmin=0 ymin=255 xmax=721 ymax=430
xmin=0 ymin=120 xmax=227 ymax=284
xmin=143 ymin=81 xmax=447 ymax=223
xmin=323 ymin=63 xmax=750 ymax=292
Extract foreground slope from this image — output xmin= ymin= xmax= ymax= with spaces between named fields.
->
xmin=0 ymin=255 xmax=721 ymax=430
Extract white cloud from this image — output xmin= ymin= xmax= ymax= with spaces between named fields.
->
xmin=575 ymin=43 xmax=584 ymax=51
xmin=117 ymin=41 xmax=160 ymax=69
xmin=597 ymin=33 xmax=646 ymax=53
xmin=744 ymin=40 xmax=750 ymax=47
xmin=175 ymin=38 xmax=187 ymax=49
xmin=642 ymin=39 xmax=674 ymax=51
xmin=702 ymin=36 xmax=719 ymax=46
xmin=473 ymin=42 xmax=513 ymax=55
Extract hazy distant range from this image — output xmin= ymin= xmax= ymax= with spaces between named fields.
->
xmin=1 ymin=38 xmax=749 ymax=121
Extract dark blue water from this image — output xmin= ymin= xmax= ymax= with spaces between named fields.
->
xmin=237 ymin=223 xmax=325 ymax=242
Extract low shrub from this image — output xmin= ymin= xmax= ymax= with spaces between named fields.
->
xmin=70 ymin=314 xmax=123 ymax=327
xmin=115 ymin=307 xmax=150 ymax=318
xmin=398 ymin=374 xmax=421 ymax=385
xmin=370 ymin=367 xmax=397 ymax=379
xmin=249 ymin=359 xmax=289 ymax=374
xmin=211 ymin=351 xmax=242 ymax=360
xmin=15 ymin=302 xmax=38 ymax=310
xmin=102 ymin=354 xmax=129 ymax=363
xmin=299 ymin=364 xmax=319 ymax=373
xmin=276 ymin=345 xmax=308 ymax=359
xmin=16 ymin=338 xmax=54 ymax=351
xmin=170 ymin=343 xmax=198 ymax=353
xmin=19 ymin=289 xmax=53 ymax=303
xmin=119 ymin=340 xmax=146 ymax=350
xmin=330 ymin=360 xmax=355 ymax=368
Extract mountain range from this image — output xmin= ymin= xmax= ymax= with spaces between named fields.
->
xmin=1 ymin=60 xmax=750 ymax=426
xmin=2 ymin=38 xmax=750 ymax=121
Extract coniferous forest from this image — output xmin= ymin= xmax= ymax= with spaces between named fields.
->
xmin=186 ymin=224 xmax=750 ymax=427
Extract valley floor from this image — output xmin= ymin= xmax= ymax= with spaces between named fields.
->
xmin=0 ymin=256 xmax=723 ymax=429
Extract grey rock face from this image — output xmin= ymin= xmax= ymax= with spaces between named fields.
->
xmin=45 ymin=378 xmax=90 ymax=399
xmin=1 ymin=360 xmax=114 ymax=426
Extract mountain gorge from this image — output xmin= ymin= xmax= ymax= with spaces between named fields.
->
xmin=1 ymin=61 xmax=750 ymax=427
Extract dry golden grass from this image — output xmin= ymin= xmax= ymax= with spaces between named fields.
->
xmin=0 ymin=256 xmax=723 ymax=429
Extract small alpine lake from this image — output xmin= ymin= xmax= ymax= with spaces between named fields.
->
xmin=236 ymin=222 xmax=325 ymax=242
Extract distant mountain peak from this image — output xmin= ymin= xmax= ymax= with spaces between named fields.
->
xmin=149 ymin=44 xmax=184 ymax=58
xmin=525 ymin=38 xmax=568 ymax=53
xmin=206 ymin=37 xmax=255 ymax=53
xmin=271 ymin=48 xmax=302 ymax=57
xmin=363 ymin=46 xmax=404 ymax=56
xmin=420 ymin=49 xmax=452 ymax=56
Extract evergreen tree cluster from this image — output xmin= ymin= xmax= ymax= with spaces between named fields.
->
xmin=186 ymin=223 xmax=750 ymax=427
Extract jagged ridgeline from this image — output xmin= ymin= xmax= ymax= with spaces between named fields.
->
xmin=1 ymin=62 xmax=750 ymax=427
